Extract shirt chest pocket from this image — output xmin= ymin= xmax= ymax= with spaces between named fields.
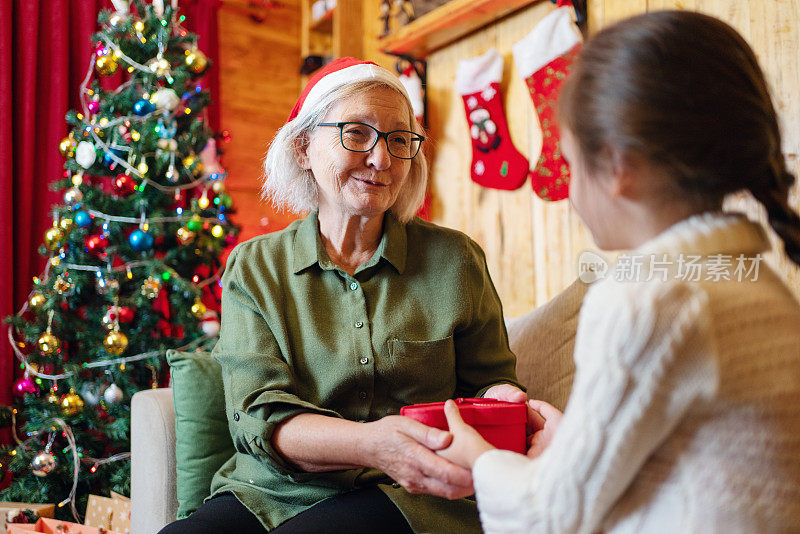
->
xmin=383 ymin=335 xmax=457 ymax=404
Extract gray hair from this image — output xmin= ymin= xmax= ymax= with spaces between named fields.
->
xmin=261 ymin=80 xmax=428 ymax=223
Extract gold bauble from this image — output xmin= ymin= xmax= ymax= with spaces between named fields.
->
xmin=103 ymin=330 xmax=129 ymax=355
xmin=184 ymin=48 xmax=208 ymax=73
xmin=60 ymin=388 xmax=85 ymax=416
xmin=176 ymin=227 xmax=196 ymax=245
xmin=54 ymin=275 xmax=74 ymax=295
xmin=37 ymin=332 xmax=61 ymax=356
xmin=146 ymin=57 xmax=171 ymax=78
xmin=95 ymin=55 xmax=119 ymax=76
xmin=191 ymin=300 xmax=207 ymax=318
xmin=59 ymin=217 xmax=74 ymax=233
xmin=44 ymin=227 xmax=65 ymax=250
xmin=59 ymin=134 xmax=77 ymax=158
xmin=211 ymin=181 xmax=226 ymax=194
xmin=29 ymin=292 xmax=46 ymax=309
xmin=141 ymin=276 xmax=162 ymax=299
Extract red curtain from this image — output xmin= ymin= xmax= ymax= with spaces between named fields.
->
xmin=0 ymin=0 xmax=220 ymax=434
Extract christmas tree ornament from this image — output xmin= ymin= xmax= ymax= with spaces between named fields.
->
xmin=133 ymin=98 xmax=156 ymax=116
xmin=186 ymin=216 xmax=203 ymax=232
xmin=46 ymin=387 xmax=60 ymax=405
xmin=87 ymin=100 xmax=101 ymax=115
xmin=141 ymin=276 xmax=162 ymax=298
xmin=191 ymin=299 xmax=207 ymax=318
xmin=59 ymin=134 xmax=78 ymax=158
xmin=95 ymin=54 xmax=119 ymax=76
xmin=13 ymin=376 xmax=38 ymax=397
xmin=29 ymin=292 xmax=46 ymax=309
xmin=80 ymin=383 xmax=101 ymax=406
xmin=201 ymin=310 xmax=221 ymax=337
xmin=95 ymin=272 xmax=119 ymax=295
xmin=60 ymin=388 xmax=85 ymax=416
xmin=155 ymin=117 xmax=177 ymax=139
xmin=129 ymin=229 xmax=155 ymax=251
xmin=456 ymin=48 xmax=530 ymax=191
xmin=103 ymin=383 xmax=124 ymax=404
xmin=152 ymin=88 xmax=179 ymax=111
xmin=176 ymin=227 xmax=195 ymax=244
xmin=54 ymin=274 xmax=74 ymax=295
xmin=59 ymin=217 xmax=74 ymax=232
xmin=211 ymin=225 xmax=224 ymax=238
xmin=74 ymin=210 xmax=92 ymax=228
xmin=85 ymin=234 xmax=109 ymax=257
xmin=184 ymin=47 xmax=208 ymax=73
xmin=44 ymin=226 xmax=65 ymax=250
xmin=113 ymin=173 xmax=137 ymax=196
xmin=37 ymin=332 xmax=61 ymax=356
xmin=75 ymin=141 xmax=97 ymax=168
xmin=211 ymin=180 xmax=225 ymax=194
xmin=147 ymin=56 xmax=172 ymax=78
xmin=512 ymin=7 xmax=581 ymax=201
xmin=218 ymin=193 xmax=233 ymax=209
xmin=103 ymin=329 xmax=129 ymax=355
xmin=63 ymin=187 xmax=84 ymax=207
xmin=31 ymin=451 xmax=57 ymax=477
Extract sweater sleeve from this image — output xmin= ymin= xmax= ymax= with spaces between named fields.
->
xmin=212 ymin=245 xmax=343 ymax=477
xmin=472 ymin=280 xmax=719 ymax=534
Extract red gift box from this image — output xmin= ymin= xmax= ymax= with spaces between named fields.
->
xmin=400 ymin=398 xmax=527 ymax=454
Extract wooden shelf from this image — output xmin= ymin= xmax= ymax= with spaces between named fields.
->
xmin=309 ymin=8 xmax=334 ymax=33
xmin=380 ymin=0 xmax=540 ymax=58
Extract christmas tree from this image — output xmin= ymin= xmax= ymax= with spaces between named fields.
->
xmin=1 ymin=0 xmax=238 ymax=521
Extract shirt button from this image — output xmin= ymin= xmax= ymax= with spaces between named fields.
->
xmin=233 ymin=413 xmax=240 ymax=421
xmin=359 ymin=391 xmax=367 ymax=400
xmin=354 ymin=321 xmax=363 ymax=328
xmin=359 ymin=356 xmax=369 ymax=365
xmin=349 ymin=282 xmax=359 ymax=291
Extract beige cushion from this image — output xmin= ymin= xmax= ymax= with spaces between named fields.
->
xmin=506 ymin=278 xmax=589 ymax=411
xmin=131 ymin=388 xmax=178 ymax=534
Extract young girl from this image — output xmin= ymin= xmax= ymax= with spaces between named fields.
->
xmin=439 ymin=10 xmax=800 ymax=533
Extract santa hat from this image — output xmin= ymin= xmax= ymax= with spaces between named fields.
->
xmin=287 ymin=57 xmax=411 ymax=123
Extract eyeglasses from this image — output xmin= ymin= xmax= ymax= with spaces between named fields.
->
xmin=317 ymin=122 xmax=425 ymax=160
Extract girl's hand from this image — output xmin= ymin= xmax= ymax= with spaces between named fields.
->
xmin=363 ymin=415 xmax=475 ymax=500
xmin=482 ymin=383 xmax=527 ymax=403
xmin=526 ymin=399 xmax=563 ymax=459
xmin=437 ymin=400 xmax=495 ymax=470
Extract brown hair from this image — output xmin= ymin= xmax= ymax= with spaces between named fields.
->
xmin=559 ymin=10 xmax=800 ymax=266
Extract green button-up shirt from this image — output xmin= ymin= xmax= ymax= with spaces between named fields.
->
xmin=210 ymin=211 xmax=522 ymax=533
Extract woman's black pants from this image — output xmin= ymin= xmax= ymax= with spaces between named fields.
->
xmin=158 ymin=487 xmax=414 ymax=534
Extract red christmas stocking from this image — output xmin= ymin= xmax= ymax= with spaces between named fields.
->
xmin=513 ymin=6 xmax=582 ymax=201
xmin=456 ymin=48 xmax=529 ymax=191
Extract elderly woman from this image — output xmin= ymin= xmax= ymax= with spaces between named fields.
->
xmin=160 ymin=58 xmax=527 ymax=534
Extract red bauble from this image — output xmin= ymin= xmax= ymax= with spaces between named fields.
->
xmin=85 ymin=235 xmax=109 ymax=257
xmin=14 ymin=376 xmax=38 ymax=397
xmin=117 ymin=306 xmax=135 ymax=323
xmin=113 ymin=173 xmax=137 ymax=196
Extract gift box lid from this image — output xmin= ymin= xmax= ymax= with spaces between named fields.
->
xmin=400 ymin=398 xmax=526 ymax=429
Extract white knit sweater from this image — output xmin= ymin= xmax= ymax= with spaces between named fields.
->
xmin=473 ymin=212 xmax=800 ymax=533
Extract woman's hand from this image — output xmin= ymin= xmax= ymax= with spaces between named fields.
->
xmin=361 ymin=415 xmax=475 ymax=500
xmin=482 ymin=383 xmax=527 ymax=403
xmin=437 ymin=400 xmax=495 ymax=470
xmin=526 ymin=399 xmax=563 ymax=459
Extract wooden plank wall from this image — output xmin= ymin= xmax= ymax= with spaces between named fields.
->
xmin=217 ymin=0 xmax=303 ymax=244
xmin=421 ymin=0 xmax=800 ymax=317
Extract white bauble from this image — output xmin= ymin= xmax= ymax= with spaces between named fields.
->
xmin=201 ymin=310 xmax=221 ymax=337
xmin=75 ymin=141 xmax=97 ymax=168
xmin=152 ymin=88 xmax=179 ymax=111
xmin=103 ymin=383 xmax=124 ymax=404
